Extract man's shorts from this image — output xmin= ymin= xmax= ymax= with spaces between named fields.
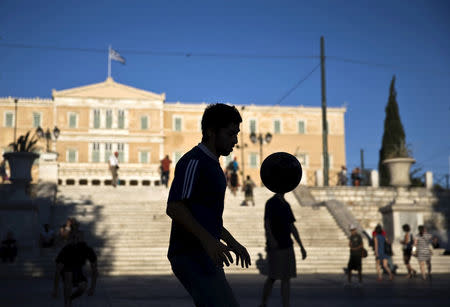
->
xmin=347 ymin=254 xmax=362 ymax=271
xmin=61 ymin=267 xmax=87 ymax=287
xmin=170 ymin=253 xmax=240 ymax=307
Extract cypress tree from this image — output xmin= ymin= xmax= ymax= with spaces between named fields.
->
xmin=378 ymin=75 xmax=407 ymax=186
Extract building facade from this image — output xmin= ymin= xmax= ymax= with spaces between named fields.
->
xmin=0 ymin=78 xmax=346 ymax=186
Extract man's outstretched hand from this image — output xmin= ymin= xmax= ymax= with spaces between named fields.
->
xmin=203 ymin=236 xmax=234 ymax=267
xmin=228 ymin=241 xmax=251 ymax=268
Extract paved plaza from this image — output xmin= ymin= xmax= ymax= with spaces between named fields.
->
xmin=1 ymin=273 xmax=450 ymax=307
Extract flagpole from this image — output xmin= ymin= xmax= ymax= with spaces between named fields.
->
xmin=108 ymin=45 xmax=111 ymax=78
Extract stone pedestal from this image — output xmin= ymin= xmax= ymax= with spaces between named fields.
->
xmin=38 ymin=152 xmax=59 ymax=184
xmin=379 ymin=187 xmax=427 ymax=242
xmin=315 ymin=170 xmax=323 ymax=187
xmin=370 ymin=170 xmax=379 ymax=188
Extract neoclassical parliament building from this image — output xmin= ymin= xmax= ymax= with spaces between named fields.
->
xmin=0 ymin=78 xmax=346 ymax=186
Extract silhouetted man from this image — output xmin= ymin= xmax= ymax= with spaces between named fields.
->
xmin=52 ymin=229 xmax=98 ymax=307
xmin=166 ymin=103 xmax=251 ymax=306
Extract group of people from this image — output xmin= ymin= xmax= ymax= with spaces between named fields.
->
xmin=337 ymin=166 xmax=363 ymax=186
xmin=346 ymin=223 xmax=437 ymax=285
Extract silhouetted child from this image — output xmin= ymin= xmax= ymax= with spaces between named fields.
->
xmin=260 ymin=193 xmax=307 ymax=307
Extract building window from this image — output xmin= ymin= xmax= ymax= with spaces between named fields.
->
xmin=93 ymin=109 xmax=100 ymax=128
xmin=69 ymin=113 xmax=78 ymax=128
xmin=274 ymin=119 xmax=281 ymax=134
xmin=4 ymin=112 xmax=14 ymax=127
xmin=141 ymin=116 xmax=148 ymax=130
xmin=92 ymin=143 xmax=100 ymax=162
xmin=118 ymin=110 xmax=125 ymax=129
xmin=174 ymin=116 xmax=182 ymax=132
xmin=249 ymin=153 xmax=259 ymax=168
xmin=174 ymin=151 xmax=183 ymax=164
xmin=104 ymin=143 xmax=112 ymax=162
xmin=117 ymin=143 xmax=125 ymax=163
xmin=32 ymin=112 xmax=41 ymax=128
xmin=298 ymin=120 xmax=305 ymax=134
xmin=139 ymin=151 xmax=149 ymax=163
xmin=249 ymin=119 xmax=256 ymax=133
xmin=67 ymin=149 xmax=77 ymax=162
xmin=106 ymin=110 xmax=113 ymax=129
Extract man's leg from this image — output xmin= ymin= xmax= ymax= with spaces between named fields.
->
xmin=63 ymin=272 xmax=73 ymax=307
xmin=70 ymin=281 xmax=87 ymax=301
xmin=171 ymin=255 xmax=239 ymax=307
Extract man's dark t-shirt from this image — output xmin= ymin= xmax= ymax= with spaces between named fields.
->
xmin=349 ymin=233 xmax=363 ymax=256
xmin=55 ymin=242 xmax=97 ymax=272
xmin=167 ymin=144 xmax=227 ymax=260
xmin=264 ymin=196 xmax=295 ymax=250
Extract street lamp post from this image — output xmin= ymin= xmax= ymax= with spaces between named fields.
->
xmin=36 ymin=126 xmax=60 ymax=152
xmin=250 ymin=131 xmax=272 ymax=171
xmin=13 ymin=98 xmax=18 ymax=143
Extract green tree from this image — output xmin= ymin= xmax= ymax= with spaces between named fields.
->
xmin=378 ymin=75 xmax=407 ymax=186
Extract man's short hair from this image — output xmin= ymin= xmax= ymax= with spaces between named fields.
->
xmin=201 ymin=103 xmax=242 ymax=141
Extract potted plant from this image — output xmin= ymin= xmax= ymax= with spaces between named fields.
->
xmin=3 ymin=131 xmax=40 ymax=184
xmin=382 ymin=141 xmax=415 ymax=187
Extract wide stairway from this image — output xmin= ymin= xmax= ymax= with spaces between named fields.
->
xmin=2 ymin=186 xmax=449 ymax=277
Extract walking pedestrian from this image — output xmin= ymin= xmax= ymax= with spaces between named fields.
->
xmin=166 ymin=103 xmax=251 ymax=307
xmin=160 ymin=155 xmax=172 ymax=188
xmin=337 ymin=166 xmax=347 ymax=186
xmin=242 ymin=175 xmax=256 ymax=206
xmin=0 ymin=159 xmax=9 ymax=183
xmin=347 ymin=224 xmax=363 ymax=284
xmin=374 ymin=225 xmax=394 ymax=281
xmin=400 ymin=224 xmax=416 ymax=278
xmin=108 ymin=151 xmax=119 ymax=187
xmin=260 ymin=193 xmax=307 ymax=307
xmin=414 ymin=225 xmax=433 ymax=280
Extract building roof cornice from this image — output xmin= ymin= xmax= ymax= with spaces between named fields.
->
xmin=52 ymin=77 xmax=166 ymax=101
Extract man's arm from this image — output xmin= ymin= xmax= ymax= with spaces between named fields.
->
xmin=290 ymin=224 xmax=307 ymax=259
xmin=221 ymin=227 xmax=251 ymax=268
xmin=166 ymin=200 xmax=233 ymax=267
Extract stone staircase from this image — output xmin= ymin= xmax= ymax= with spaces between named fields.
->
xmin=2 ymin=186 xmax=449 ymax=277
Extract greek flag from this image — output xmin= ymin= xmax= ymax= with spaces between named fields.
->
xmin=110 ymin=48 xmax=126 ymax=64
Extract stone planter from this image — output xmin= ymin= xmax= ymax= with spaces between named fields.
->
xmin=382 ymin=157 xmax=415 ymax=187
xmin=3 ymin=152 xmax=39 ymax=183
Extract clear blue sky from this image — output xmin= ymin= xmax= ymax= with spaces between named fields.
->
xmin=1 ymin=0 xmax=449 ymax=183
